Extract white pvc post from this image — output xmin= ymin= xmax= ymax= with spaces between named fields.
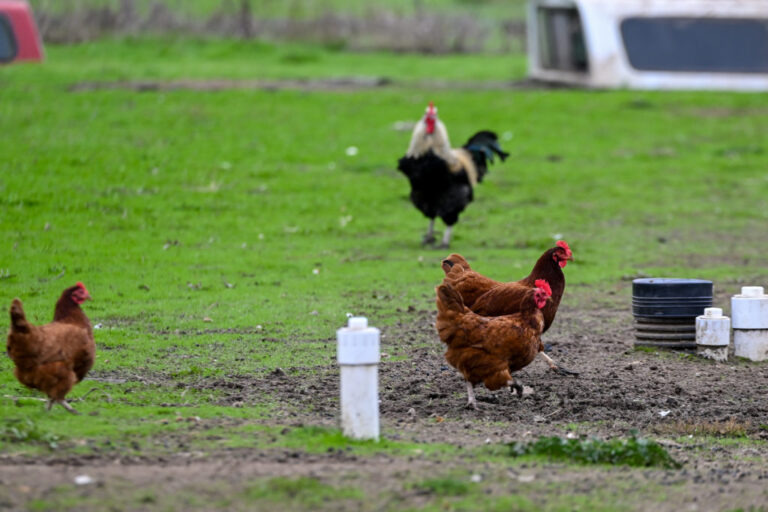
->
xmin=695 ymin=307 xmax=730 ymax=362
xmin=731 ymin=286 xmax=768 ymax=361
xmin=337 ymin=317 xmax=380 ymax=441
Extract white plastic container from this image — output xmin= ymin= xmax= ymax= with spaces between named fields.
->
xmin=337 ymin=317 xmax=380 ymax=441
xmin=731 ymin=286 xmax=768 ymax=361
xmin=695 ymin=308 xmax=730 ymax=362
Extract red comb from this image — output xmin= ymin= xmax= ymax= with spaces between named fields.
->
xmin=427 ymin=101 xmax=435 ymax=114
xmin=534 ymin=279 xmax=552 ymax=297
xmin=556 ymin=240 xmax=573 ymax=258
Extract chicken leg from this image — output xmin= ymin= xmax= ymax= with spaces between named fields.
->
xmin=465 ymin=381 xmax=478 ymax=410
xmin=539 ymin=352 xmax=579 ymax=376
xmin=466 ymin=379 xmax=523 ymax=409
xmin=438 ymin=226 xmax=453 ymax=249
xmin=47 ymin=399 xmax=80 ymax=415
xmin=423 ymin=219 xmax=436 ymax=245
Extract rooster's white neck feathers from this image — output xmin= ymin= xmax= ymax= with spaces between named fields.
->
xmin=406 ymin=117 xmax=456 ymax=166
xmin=405 ymin=115 xmax=478 ymax=186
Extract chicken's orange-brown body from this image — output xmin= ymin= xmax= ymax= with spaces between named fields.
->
xmin=440 ymin=254 xmax=501 ymax=309
xmin=6 ymin=284 xmax=94 ymax=411
xmin=436 ymin=282 xmax=544 ymax=392
xmin=442 ymin=244 xmax=572 ymax=333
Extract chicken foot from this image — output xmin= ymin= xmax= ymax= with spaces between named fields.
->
xmin=47 ymin=399 xmax=80 ymax=415
xmin=539 ymin=352 xmax=579 ymax=376
xmin=466 ymin=379 xmax=524 ymax=410
xmin=465 ymin=381 xmax=478 ymax=410
xmin=438 ymin=226 xmax=453 ymax=249
xmin=509 ymin=380 xmax=524 ymax=398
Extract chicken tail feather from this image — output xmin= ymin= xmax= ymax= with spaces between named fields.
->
xmin=436 ymin=283 xmax=465 ymax=314
xmin=9 ymin=299 xmax=30 ymax=333
xmin=463 ymin=131 xmax=510 ymax=164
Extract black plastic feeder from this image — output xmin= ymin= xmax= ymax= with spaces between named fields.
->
xmin=632 ymin=278 xmax=713 ymax=349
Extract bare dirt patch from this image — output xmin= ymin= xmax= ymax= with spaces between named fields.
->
xmin=150 ymin=287 xmax=768 ymax=443
xmin=2 ymin=287 xmax=767 ymax=510
xmin=69 ymin=77 xmax=570 ymax=94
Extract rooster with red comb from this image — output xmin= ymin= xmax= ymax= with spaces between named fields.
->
xmin=398 ymin=102 xmax=509 ymax=248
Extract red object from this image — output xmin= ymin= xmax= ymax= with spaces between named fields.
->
xmin=534 ymin=279 xmax=552 ymax=298
xmin=556 ymin=240 xmax=572 ymax=258
xmin=424 ymin=101 xmax=437 ymax=134
xmin=0 ymin=0 xmax=43 ymax=63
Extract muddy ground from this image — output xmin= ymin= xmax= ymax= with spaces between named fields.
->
xmin=69 ymin=77 xmax=569 ymax=93
xmin=1 ymin=285 xmax=767 ymax=510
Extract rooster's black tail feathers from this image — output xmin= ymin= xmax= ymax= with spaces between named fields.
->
xmin=463 ymin=131 xmax=509 ymax=164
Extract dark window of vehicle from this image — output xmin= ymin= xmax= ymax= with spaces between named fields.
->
xmin=537 ymin=7 xmax=589 ymax=72
xmin=621 ymin=17 xmax=768 ymax=73
xmin=0 ymin=14 xmax=17 ymax=62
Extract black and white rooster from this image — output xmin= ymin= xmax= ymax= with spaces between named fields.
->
xmin=397 ymin=102 xmax=509 ymax=248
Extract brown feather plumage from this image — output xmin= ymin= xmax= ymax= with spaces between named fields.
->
xmin=441 ymin=245 xmax=571 ymax=333
xmin=440 ymin=254 xmax=501 ymax=309
xmin=435 ymin=282 xmax=545 ymax=393
xmin=6 ymin=284 xmax=95 ymax=412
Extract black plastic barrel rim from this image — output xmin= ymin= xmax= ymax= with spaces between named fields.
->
xmin=632 ymin=278 xmax=713 ymax=299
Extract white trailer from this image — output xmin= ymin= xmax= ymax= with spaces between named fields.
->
xmin=527 ymin=0 xmax=768 ymax=90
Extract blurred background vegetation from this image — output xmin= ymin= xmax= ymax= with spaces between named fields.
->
xmin=29 ymin=0 xmax=528 ymax=53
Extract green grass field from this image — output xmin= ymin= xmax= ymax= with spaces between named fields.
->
xmin=2 ymin=36 xmax=768 ymax=510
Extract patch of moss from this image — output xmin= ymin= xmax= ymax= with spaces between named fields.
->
xmin=508 ymin=436 xmax=681 ymax=469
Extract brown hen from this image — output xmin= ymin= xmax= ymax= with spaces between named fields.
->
xmin=441 ymin=241 xmax=577 ymax=375
xmin=6 ymin=283 xmax=95 ymax=414
xmin=436 ymin=279 xmax=551 ymax=409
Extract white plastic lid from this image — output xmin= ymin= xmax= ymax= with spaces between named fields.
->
xmin=740 ymin=286 xmax=765 ymax=297
xmin=337 ymin=317 xmax=380 ymax=365
xmin=703 ymin=307 xmax=722 ymax=318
